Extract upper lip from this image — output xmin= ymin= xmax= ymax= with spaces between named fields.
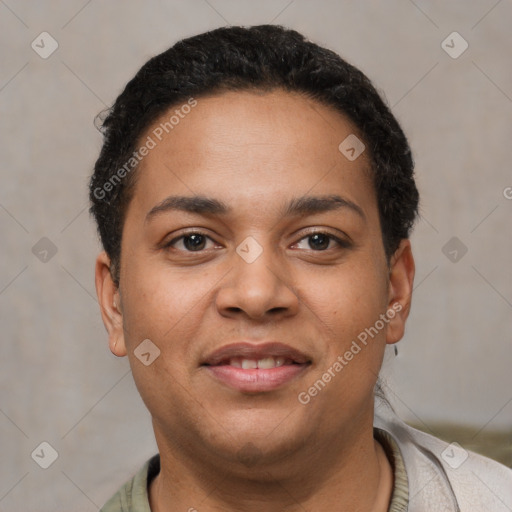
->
xmin=202 ymin=342 xmax=311 ymax=366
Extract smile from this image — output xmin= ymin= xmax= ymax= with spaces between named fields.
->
xmin=201 ymin=342 xmax=312 ymax=393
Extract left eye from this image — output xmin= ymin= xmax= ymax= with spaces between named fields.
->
xmin=293 ymin=233 xmax=343 ymax=251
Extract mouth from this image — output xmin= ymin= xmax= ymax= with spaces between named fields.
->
xmin=201 ymin=342 xmax=312 ymax=393
xmin=213 ymin=356 xmax=297 ymax=369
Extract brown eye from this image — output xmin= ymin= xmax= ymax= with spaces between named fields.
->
xmin=184 ymin=234 xmax=207 ymax=251
xmin=165 ymin=232 xmax=215 ymax=252
xmin=307 ymin=233 xmax=331 ymax=250
xmin=293 ymin=232 xmax=347 ymax=251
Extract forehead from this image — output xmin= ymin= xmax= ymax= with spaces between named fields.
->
xmin=128 ymin=89 xmax=376 ymax=221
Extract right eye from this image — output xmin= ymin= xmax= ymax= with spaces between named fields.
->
xmin=163 ymin=231 xmax=218 ymax=252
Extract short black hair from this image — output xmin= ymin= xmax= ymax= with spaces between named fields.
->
xmin=89 ymin=24 xmax=419 ymax=285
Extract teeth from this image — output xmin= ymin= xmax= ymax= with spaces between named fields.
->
xmin=230 ymin=357 xmax=288 ymax=369
xmin=257 ymin=357 xmax=276 ymax=369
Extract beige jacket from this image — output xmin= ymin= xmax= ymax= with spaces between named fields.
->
xmin=374 ymin=396 xmax=512 ymax=511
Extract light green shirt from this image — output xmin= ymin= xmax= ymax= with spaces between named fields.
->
xmin=99 ymin=428 xmax=408 ymax=512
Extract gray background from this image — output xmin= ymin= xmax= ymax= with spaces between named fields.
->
xmin=1 ymin=1 xmax=511 ymax=510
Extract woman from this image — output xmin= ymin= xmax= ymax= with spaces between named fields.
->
xmin=90 ymin=25 xmax=512 ymax=511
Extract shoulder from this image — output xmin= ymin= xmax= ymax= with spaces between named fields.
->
xmin=374 ymin=399 xmax=512 ymax=512
xmin=100 ymin=454 xmax=160 ymax=512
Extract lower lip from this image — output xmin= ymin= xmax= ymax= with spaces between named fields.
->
xmin=204 ymin=364 xmax=309 ymax=393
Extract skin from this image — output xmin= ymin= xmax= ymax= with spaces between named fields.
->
xmin=95 ymin=89 xmax=415 ymax=511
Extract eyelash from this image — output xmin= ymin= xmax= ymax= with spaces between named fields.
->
xmin=163 ymin=230 xmax=351 ymax=253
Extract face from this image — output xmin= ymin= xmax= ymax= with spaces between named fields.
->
xmin=96 ymin=89 xmax=414 ymax=472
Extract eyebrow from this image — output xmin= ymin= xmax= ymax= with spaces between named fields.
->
xmin=145 ymin=194 xmax=366 ymax=223
xmin=283 ymin=194 xmax=366 ymax=220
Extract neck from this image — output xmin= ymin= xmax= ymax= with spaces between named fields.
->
xmin=149 ymin=421 xmax=393 ymax=512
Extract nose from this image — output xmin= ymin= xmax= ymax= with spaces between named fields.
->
xmin=215 ymin=241 xmax=300 ymax=321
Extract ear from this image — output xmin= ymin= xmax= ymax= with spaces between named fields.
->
xmin=385 ymin=239 xmax=415 ymax=345
xmin=95 ymin=251 xmax=127 ymax=357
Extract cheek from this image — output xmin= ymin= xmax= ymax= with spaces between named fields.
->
xmin=296 ymin=263 xmax=389 ymax=426
xmin=119 ymin=264 xmax=211 ymax=417
xmin=121 ymin=258 xmax=215 ymax=346
xmin=303 ymin=257 xmax=388 ymax=341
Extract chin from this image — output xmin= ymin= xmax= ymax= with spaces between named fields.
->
xmin=211 ymin=434 xmax=306 ymax=474
xmin=204 ymin=416 xmax=308 ymax=465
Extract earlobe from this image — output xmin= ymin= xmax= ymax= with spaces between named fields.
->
xmin=95 ymin=251 xmax=127 ymax=357
xmin=385 ymin=239 xmax=415 ymax=345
